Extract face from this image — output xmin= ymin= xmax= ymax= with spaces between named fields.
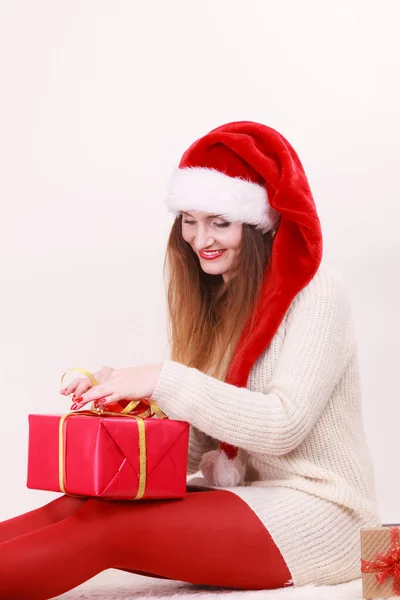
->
xmin=181 ymin=210 xmax=243 ymax=283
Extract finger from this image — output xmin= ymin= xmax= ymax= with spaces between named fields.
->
xmin=72 ymin=393 xmax=106 ymax=411
xmin=74 ymin=392 xmax=113 ymax=411
xmin=78 ymin=383 xmax=115 ymax=406
xmin=61 ymin=378 xmax=86 ymax=396
xmin=62 ymin=369 xmax=108 ymax=398
xmin=72 ymin=379 xmax=93 ymax=399
xmin=100 ymin=393 xmax=123 ymax=407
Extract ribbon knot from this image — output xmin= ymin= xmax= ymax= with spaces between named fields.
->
xmin=361 ymin=527 xmax=400 ymax=596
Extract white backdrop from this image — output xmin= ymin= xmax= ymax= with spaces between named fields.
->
xmin=0 ymin=0 xmax=399 ymax=521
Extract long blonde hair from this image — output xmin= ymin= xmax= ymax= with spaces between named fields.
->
xmin=163 ymin=214 xmax=274 ymax=381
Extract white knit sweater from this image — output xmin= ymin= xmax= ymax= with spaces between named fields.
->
xmin=151 ymin=263 xmax=381 ymax=586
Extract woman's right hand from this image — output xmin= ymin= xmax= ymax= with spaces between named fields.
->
xmin=60 ymin=366 xmax=115 ymax=402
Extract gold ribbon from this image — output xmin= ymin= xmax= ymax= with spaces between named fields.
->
xmin=59 ymin=368 xmax=166 ymax=500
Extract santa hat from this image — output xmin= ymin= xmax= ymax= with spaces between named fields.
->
xmin=166 ymin=121 xmax=323 ymax=487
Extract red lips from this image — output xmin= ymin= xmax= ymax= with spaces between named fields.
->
xmin=199 ymin=250 xmax=227 ymax=260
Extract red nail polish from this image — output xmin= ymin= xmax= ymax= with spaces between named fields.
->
xmin=99 ymin=399 xmax=107 ymax=404
xmin=71 ymin=403 xmax=78 ymax=410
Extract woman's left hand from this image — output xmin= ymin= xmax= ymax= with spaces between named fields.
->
xmin=72 ymin=363 xmax=163 ymax=410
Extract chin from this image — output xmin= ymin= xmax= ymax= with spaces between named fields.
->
xmin=204 ymin=268 xmax=224 ymax=276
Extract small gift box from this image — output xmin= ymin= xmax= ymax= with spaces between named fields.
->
xmin=27 ymin=406 xmax=189 ymax=500
xmin=361 ymin=525 xmax=400 ymax=598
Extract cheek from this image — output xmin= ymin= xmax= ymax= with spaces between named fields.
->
xmin=181 ymin=228 xmax=192 ymax=244
xmin=228 ymin=227 xmax=243 ymax=250
xmin=235 ymin=233 xmax=243 ymax=248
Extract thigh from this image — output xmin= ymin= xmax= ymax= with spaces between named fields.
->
xmin=0 ymin=491 xmax=292 ymax=597
xmin=87 ymin=489 xmax=292 ymax=590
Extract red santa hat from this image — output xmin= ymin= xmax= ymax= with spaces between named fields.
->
xmin=166 ymin=121 xmax=323 ymax=487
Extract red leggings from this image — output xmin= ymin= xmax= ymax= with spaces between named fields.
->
xmin=0 ymin=490 xmax=292 ymax=599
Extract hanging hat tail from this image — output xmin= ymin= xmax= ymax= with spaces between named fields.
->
xmin=200 ymin=442 xmax=245 ymax=487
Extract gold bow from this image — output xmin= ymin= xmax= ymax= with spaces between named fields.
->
xmin=59 ymin=368 xmax=166 ymax=500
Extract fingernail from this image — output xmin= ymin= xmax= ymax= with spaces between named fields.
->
xmin=99 ymin=399 xmax=107 ymax=404
xmin=71 ymin=403 xmax=78 ymax=410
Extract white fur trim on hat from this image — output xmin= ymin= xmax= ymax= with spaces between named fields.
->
xmin=166 ymin=167 xmax=279 ymax=233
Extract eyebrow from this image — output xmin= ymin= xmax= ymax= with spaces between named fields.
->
xmin=181 ymin=211 xmax=224 ymax=218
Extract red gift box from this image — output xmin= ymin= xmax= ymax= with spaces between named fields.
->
xmin=27 ymin=411 xmax=189 ymax=500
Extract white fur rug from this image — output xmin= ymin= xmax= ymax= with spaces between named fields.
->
xmin=56 ymin=569 xmax=393 ymax=600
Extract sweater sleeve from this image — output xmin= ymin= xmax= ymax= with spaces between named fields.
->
xmin=161 ymin=346 xmax=218 ymax=474
xmin=151 ymin=268 xmax=354 ymax=456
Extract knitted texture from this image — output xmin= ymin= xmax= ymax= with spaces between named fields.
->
xmin=151 ymin=264 xmax=380 ymax=586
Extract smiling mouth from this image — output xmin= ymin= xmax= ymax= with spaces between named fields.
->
xmin=199 ymin=249 xmax=227 ymax=260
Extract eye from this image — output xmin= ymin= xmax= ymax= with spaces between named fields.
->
xmin=215 ymin=222 xmax=230 ymax=228
xmin=183 ymin=219 xmax=196 ymax=225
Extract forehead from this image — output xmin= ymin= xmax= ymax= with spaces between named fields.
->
xmin=181 ymin=210 xmax=225 ymax=219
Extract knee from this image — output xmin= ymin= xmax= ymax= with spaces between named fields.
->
xmin=71 ymin=498 xmax=117 ymax=525
xmin=41 ymin=495 xmax=87 ymax=523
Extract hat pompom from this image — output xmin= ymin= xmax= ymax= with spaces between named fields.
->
xmin=200 ymin=448 xmax=245 ymax=487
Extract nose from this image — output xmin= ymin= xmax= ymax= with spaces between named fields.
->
xmin=193 ymin=228 xmax=215 ymax=251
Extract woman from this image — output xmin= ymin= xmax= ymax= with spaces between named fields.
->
xmin=0 ymin=121 xmax=380 ymax=599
